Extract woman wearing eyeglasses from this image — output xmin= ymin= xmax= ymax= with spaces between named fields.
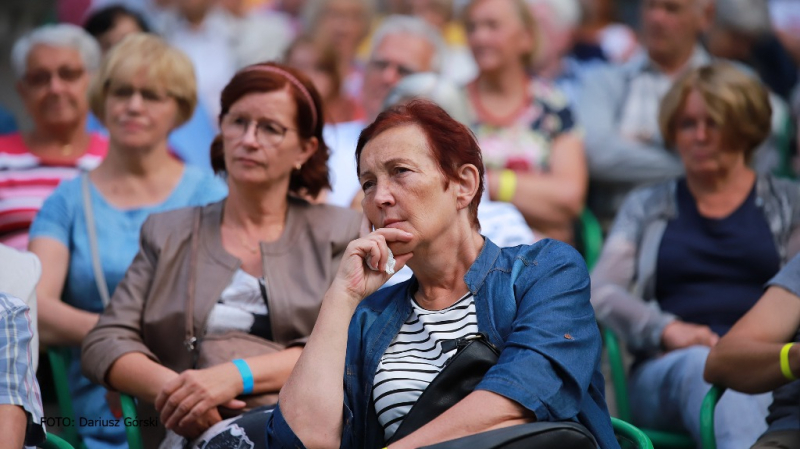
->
xmin=81 ymin=61 xmax=361 ymax=447
xmin=1 ymin=24 xmax=108 ymax=251
xmin=28 ymin=34 xmax=226 ymax=448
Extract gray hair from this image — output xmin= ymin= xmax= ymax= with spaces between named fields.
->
xmin=527 ymin=0 xmax=581 ymax=31
xmin=369 ymin=15 xmax=446 ymax=73
xmin=383 ymin=72 xmax=470 ymax=124
xmin=714 ymin=0 xmax=771 ymax=36
xmin=11 ymin=24 xmax=102 ymax=80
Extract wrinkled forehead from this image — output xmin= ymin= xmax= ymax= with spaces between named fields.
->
xmin=358 ymin=124 xmax=436 ymax=176
xmin=26 ymin=44 xmax=85 ymax=71
xmin=372 ymin=33 xmax=435 ymax=71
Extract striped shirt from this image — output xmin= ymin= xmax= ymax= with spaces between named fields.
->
xmin=0 ymin=293 xmax=44 ymax=446
xmin=0 ymin=132 xmax=107 ymax=250
xmin=373 ymin=292 xmax=479 ymax=441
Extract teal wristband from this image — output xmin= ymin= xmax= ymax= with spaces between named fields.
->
xmin=232 ymin=359 xmax=254 ymax=395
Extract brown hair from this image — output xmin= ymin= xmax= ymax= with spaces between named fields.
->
xmin=356 ymin=99 xmax=485 ymax=229
xmin=659 ymin=62 xmax=772 ymax=162
xmin=210 ymin=62 xmax=331 ymax=197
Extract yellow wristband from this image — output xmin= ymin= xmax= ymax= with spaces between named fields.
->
xmin=497 ymin=169 xmax=517 ymax=203
xmin=781 ymin=343 xmax=797 ymax=381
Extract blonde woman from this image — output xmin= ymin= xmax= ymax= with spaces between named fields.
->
xmin=463 ymin=0 xmax=587 ymax=243
xmin=591 ymin=63 xmax=800 ymax=449
xmin=29 ymin=34 xmax=226 ymax=448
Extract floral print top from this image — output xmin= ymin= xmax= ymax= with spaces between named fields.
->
xmin=467 ymin=78 xmax=580 ymax=173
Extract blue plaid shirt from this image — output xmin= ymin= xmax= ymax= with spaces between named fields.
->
xmin=0 ymin=293 xmax=44 ymax=446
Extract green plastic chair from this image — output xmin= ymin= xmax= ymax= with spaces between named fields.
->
xmin=46 ymin=347 xmax=85 ymax=449
xmin=603 ymin=328 xmax=728 ymax=448
xmin=578 ymin=209 xmax=604 ymax=271
xmin=700 ymin=386 xmax=726 ymax=449
xmin=48 ymin=348 xmax=144 ymax=449
xmin=39 ymin=432 xmax=75 ymax=449
xmin=774 ymin=113 xmax=796 ymax=180
xmin=120 ymin=394 xmax=143 ymax=449
xmin=612 ymin=417 xmax=654 ymax=449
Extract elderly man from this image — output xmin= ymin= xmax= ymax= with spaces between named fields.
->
xmin=325 ymin=15 xmax=444 ymax=208
xmin=577 ymin=0 xmax=786 ymax=226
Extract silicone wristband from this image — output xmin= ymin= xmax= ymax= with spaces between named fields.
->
xmin=781 ymin=343 xmax=797 ymax=381
xmin=497 ymin=169 xmax=517 ymax=203
xmin=232 ymin=359 xmax=254 ymax=394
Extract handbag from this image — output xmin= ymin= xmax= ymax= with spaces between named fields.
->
xmin=386 ymin=258 xmax=600 ymax=449
xmin=82 ymin=174 xmax=111 ymax=307
xmin=183 ymin=207 xmax=282 ymax=416
xmin=387 ymin=333 xmax=500 ymax=444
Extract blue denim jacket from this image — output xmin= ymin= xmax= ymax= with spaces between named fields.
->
xmin=267 ymin=238 xmax=618 ymax=449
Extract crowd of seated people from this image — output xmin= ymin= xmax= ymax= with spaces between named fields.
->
xmin=0 ymin=0 xmax=798 ymax=448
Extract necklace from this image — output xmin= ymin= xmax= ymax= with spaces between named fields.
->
xmin=468 ymin=75 xmax=532 ymax=127
xmin=238 ymin=234 xmax=259 ymax=254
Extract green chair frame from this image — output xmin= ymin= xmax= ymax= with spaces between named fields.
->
xmin=47 ymin=347 xmax=144 ymax=449
xmin=46 ymin=347 xmax=85 ymax=449
xmin=578 ymin=209 xmax=604 ymax=271
xmin=40 ymin=432 xmax=75 ymax=449
xmin=120 ymin=394 xmax=143 ymax=449
xmin=775 ymin=113 xmax=796 ymax=180
xmin=612 ymin=417 xmax=654 ymax=449
xmin=603 ymin=329 xmax=725 ymax=448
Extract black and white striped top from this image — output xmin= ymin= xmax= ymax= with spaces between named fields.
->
xmin=373 ymin=292 xmax=479 ymax=441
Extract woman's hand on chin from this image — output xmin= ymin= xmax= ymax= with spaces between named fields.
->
xmin=154 ymin=364 xmax=247 ymax=435
xmin=331 ymin=218 xmax=414 ymax=303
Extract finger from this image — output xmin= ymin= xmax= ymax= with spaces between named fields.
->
xmin=160 ymin=387 xmax=195 ymax=427
xmin=165 ymin=392 xmax=203 ymax=430
xmin=370 ymin=228 xmax=414 ymax=244
xmin=155 ymin=376 xmax=184 ymax=412
xmin=178 ymin=398 xmax=214 ymax=429
xmin=221 ymin=399 xmax=247 ymax=409
xmin=359 ymin=214 xmax=373 ymax=237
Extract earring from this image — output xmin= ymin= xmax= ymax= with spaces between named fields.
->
xmin=295 ymin=163 xmax=302 ymax=171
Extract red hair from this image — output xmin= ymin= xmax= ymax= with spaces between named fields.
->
xmin=355 ymin=100 xmax=485 ymax=228
xmin=210 ymin=62 xmax=330 ymax=197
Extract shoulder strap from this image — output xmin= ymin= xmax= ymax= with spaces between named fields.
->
xmin=81 ymin=174 xmax=111 ymax=308
xmin=184 ymin=207 xmax=202 ymax=355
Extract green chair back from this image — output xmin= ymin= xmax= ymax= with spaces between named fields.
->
xmin=46 ymin=348 xmax=84 ymax=448
xmin=612 ymin=417 xmax=654 ymax=449
xmin=120 ymin=394 xmax=143 ymax=449
xmin=578 ymin=209 xmax=604 ymax=271
xmin=775 ymin=113 xmax=796 ymax=180
xmin=602 ymin=329 xmax=695 ymax=448
xmin=700 ymin=386 xmax=726 ymax=449
xmin=39 ymin=432 xmax=75 ymax=449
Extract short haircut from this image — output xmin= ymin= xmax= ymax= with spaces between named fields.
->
xmin=369 ymin=15 xmax=445 ymax=73
xmin=11 ymin=24 xmax=101 ymax=79
xmin=463 ymin=0 xmax=539 ymax=67
xmin=383 ymin=72 xmax=471 ymax=125
xmin=88 ymin=33 xmax=197 ymax=128
xmin=211 ymin=62 xmax=331 ymax=197
xmin=713 ymin=0 xmax=771 ymax=36
xmin=528 ymin=0 xmax=582 ymax=30
xmin=83 ymin=5 xmax=150 ymax=38
xmin=659 ymin=62 xmax=772 ymax=161
xmin=356 ymin=99 xmax=485 ymax=229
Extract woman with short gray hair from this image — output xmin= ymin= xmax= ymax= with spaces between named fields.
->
xmin=0 ymin=24 xmax=107 ymax=251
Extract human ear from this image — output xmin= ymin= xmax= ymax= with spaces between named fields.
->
xmin=454 ymin=164 xmax=480 ymax=211
xmin=297 ymin=136 xmax=319 ymax=167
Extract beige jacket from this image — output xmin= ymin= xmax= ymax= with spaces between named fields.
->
xmin=82 ymin=198 xmax=361 ymax=388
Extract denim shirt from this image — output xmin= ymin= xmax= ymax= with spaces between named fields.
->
xmin=267 ymin=238 xmax=618 ymax=449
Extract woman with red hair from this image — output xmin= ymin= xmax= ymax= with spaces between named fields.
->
xmin=81 ymin=62 xmax=361 ymax=447
xmin=269 ymin=100 xmax=617 ymax=449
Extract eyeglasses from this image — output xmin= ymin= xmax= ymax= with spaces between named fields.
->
xmin=220 ymin=114 xmax=294 ymax=148
xmin=367 ymin=59 xmax=418 ymax=78
xmin=107 ymin=84 xmax=172 ymax=104
xmin=23 ymin=66 xmax=85 ymax=88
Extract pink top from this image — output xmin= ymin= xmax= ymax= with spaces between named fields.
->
xmin=0 ymin=132 xmax=108 ymax=250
